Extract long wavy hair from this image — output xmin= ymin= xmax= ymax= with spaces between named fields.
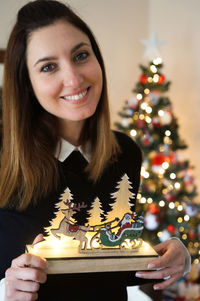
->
xmin=0 ymin=0 xmax=120 ymax=210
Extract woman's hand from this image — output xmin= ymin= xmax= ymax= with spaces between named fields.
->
xmin=135 ymin=238 xmax=190 ymax=290
xmin=5 ymin=234 xmax=47 ymax=301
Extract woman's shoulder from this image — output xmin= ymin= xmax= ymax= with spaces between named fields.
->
xmin=113 ymin=130 xmax=142 ymax=157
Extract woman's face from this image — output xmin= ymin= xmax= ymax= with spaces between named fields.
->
xmin=26 ymin=20 xmax=103 ymax=125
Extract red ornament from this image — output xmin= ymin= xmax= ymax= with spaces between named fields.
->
xmin=152 ymin=117 xmax=161 ymax=128
xmin=189 ymin=230 xmax=195 ymax=240
xmin=140 ymin=74 xmax=147 ymax=84
xmin=167 ymin=224 xmax=175 ymax=235
xmin=149 ymin=203 xmax=159 ymax=214
xmin=152 ymin=153 xmax=165 ymax=166
xmin=137 ymin=119 xmax=146 ymax=128
xmin=165 ymin=193 xmax=175 ymax=202
xmin=158 ymin=74 xmax=165 ymax=84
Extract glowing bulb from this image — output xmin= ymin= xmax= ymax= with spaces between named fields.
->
xmin=148 ymin=77 xmax=153 ymax=83
xmin=174 ymin=182 xmax=180 ymax=189
xmin=159 ymin=200 xmax=165 ymax=207
xmin=141 ymin=103 xmax=147 ymax=110
xmin=146 ymin=116 xmax=152 ymax=123
xmin=157 ymin=232 xmax=162 ymax=237
xmin=165 ymin=130 xmax=171 ymax=136
xmin=144 ymin=171 xmax=150 ymax=178
xmin=170 ymin=173 xmax=176 ymax=180
xmin=146 ymin=106 xmax=152 ymax=113
xmin=162 ymin=162 xmax=169 ymax=169
xmin=144 ymin=89 xmax=150 ymax=94
xmin=177 ymin=205 xmax=183 ymax=211
xmin=130 ymin=129 xmax=137 ymax=137
xmin=137 ymin=193 xmax=142 ymax=199
xmin=158 ymin=110 xmax=164 ymax=117
xmin=184 ymin=215 xmax=190 ymax=222
xmin=169 ymin=202 xmax=175 ymax=209
xmin=153 ymin=57 xmax=162 ymax=65
xmin=178 ymin=217 xmax=183 ymax=223
xmin=179 ymin=226 xmax=184 ymax=232
xmin=153 ymin=74 xmax=159 ymax=83
xmin=150 ymin=65 xmax=157 ymax=73
xmin=140 ymin=197 xmax=146 ymax=203
xmin=182 ymin=234 xmax=187 ymax=240
xmin=147 ymin=198 xmax=153 ymax=204
xmin=139 ymin=114 xmax=145 ymax=120
xmin=137 ymin=93 xmax=143 ymax=100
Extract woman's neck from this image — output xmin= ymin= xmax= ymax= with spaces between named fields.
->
xmin=58 ymin=119 xmax=85 ymax=146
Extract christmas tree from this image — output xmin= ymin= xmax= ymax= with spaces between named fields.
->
xmin=115 ymin=33 xmax=200 ymax=264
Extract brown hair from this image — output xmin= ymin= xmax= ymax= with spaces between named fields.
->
xmin=0 ymin=0 xmax=120 ymax=210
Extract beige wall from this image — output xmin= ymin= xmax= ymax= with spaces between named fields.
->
xmin=149 ymin=0 xmax=200 ymax=196
xmin=0 ymin=0 xmax=199 ymax=195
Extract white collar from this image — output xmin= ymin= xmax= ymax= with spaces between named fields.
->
xmin=55 ymin=138 xmax=91 ymax=163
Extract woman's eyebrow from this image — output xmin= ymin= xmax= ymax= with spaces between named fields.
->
xmin=34 ymin=42 xmax=90 ymax=67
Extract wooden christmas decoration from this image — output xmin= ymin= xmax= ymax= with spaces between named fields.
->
xmin=26 ymin=174 xmax=158 ymax=274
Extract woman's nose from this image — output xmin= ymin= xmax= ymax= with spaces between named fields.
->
xmin=62 ymin=66 xmax=84 ymax=88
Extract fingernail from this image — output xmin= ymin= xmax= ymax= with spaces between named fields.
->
xmin=135 ymin=272 xmax=143 ymax=278
xmin=148 ymin=263 xmax=155 ymax=269
xmin=153 ymin=285 xmax=159 ymax=290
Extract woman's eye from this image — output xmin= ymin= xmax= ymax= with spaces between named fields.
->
xmin=74 ymin=51 xmax=89 ymax=62
xmin=41 ymin=63 xmax=56 ymax=73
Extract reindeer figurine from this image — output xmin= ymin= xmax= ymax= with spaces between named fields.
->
xmin=50 ymin=200 xmax=90 ymax=250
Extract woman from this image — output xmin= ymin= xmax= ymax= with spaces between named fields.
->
xmin=0 ymin=1 xmax=190 ymax=300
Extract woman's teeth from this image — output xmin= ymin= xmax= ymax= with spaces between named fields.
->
xmin=62 ymin=89 xmax=87 ymax=101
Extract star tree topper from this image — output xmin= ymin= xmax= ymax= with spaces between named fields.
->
xmin=141 ymin=32 xmax=166 ymax=61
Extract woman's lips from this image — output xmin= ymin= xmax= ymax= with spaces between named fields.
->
xmin=61 ymin=88 xmax=89 ymax=102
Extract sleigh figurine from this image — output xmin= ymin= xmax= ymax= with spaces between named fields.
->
xmin=90 ymin=213 xmax=144 ymax=250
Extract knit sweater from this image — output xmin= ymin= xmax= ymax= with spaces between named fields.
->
xmin=0 ymin=131 xmax=157 ymax=301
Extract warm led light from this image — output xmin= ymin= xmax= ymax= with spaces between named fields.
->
xmin=182 ymin=234 xmax=187 ymax=240
xmin=157 ymin=232 xmax=162 ymax=237
xmin=144 ymin=88 xmax=150 ymax=94
xmin=140 ymin=197 xmax=146 ymax=203
xmin=162 ymin=162 xmax=169 ymax=169
xmin=141 ymin=103 xmax=147 ymax=110
xmin=170 ymin=173 xmax=176 ymax=180
xmin=184 ymin=215 xmax=190 ymax=221
xmin=137 ymin=193 xmax=142 ymax=199
xmin=177 ymin=205 xmax=183 ymax=211
xmin=153 ymin=74 xmax=159 ymax=83
xmin=137 ymin=93 xmax=143 ymax=100
xmin=139 ymin=114 xmax=145 ymax=120
xmin=165 ymin=130 xmax=171 ymax=136
xmin=179 ymin=226 xmax=184 ymax=232
xmin=150 ymin=65 xmax=157 ymax=73
xmin=147 ymin=198 xmax=153 ymax=204
xmin=158 ymin=110 xmax=164 ymax=117
xmin=178 ymin=217 xmax=183 ymax=223
xmin=174 ymin=182 xmax=180 ymax=189
xmin=146 ymin=106 xmax=152 ymax=114
xmin=153 ymin=57 xmax=162 ymax=65
xmin=169 ymin=202 xmax=175 ymax=209
xmin=130 ymin=129 xmax=137 ymax=137
xmin=159 ymin=200 xmax=165 ymax=207
xmin=143 ymin=171 xmax=150 ymax=178
xmin=148 ymin=77 xmax=153 ymax=83
xmin=146 ymin=116 xmax=152 ymax=123
xmin=194 ymin=259 xmax=199 ymax=264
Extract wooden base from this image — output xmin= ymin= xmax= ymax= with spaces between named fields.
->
xmin=26 ymin=241 xmax=158 ymax=274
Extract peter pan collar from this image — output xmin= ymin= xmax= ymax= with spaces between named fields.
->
xmin=55 ymin=138 xmax=91 ymax=163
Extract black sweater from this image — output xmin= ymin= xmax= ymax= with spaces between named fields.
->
xmin=0 ymin=131 xmax=154 ymax=300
